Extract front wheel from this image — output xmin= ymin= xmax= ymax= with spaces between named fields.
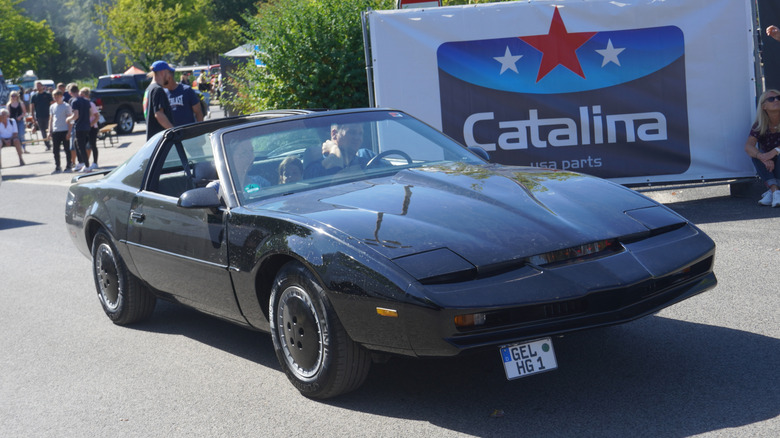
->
xmin=92 ymin=229 xmax=155 ymax=325
xmin=270 ymin=261 xmax=370 ymax=399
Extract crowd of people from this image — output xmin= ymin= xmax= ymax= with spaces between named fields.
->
xmin=2 ymin=59 xmax=223 ymax=171
xmin=1 ymin=80 xmax=101 ymax=172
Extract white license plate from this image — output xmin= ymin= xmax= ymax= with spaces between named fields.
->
xmin=500 ymin=338 xmax=557 ymax=380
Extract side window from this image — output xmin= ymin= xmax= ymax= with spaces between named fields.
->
xmin=147 ymin=135 xmax=215 ymax=198
xmin=223 ymin=128 xmax=320 ymax=203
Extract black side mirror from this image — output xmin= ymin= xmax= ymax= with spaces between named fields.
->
xmin=468 ymin=146 xmax=490 ymax=161
xmin=178 ymin=187 xmax=222 ymax=209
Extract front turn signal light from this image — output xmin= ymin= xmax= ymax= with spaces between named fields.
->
xmin=454 ymin=313 xmax=487 ymax=328
xmin=376 ymin=307 xmax=398 ymax=318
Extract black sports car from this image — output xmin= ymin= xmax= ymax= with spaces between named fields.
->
xmin=66 ymin=108 xmax=716 ymax=398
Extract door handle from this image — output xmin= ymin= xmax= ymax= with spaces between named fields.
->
xmin=130 ymin=211 xmax=145 ymax=223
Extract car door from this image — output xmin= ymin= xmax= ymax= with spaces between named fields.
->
xmin=125 ymin=133 xmax=244 ymax=322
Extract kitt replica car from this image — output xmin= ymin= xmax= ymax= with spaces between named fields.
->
xmin=66 ymin=108 xmax=716 ymax=398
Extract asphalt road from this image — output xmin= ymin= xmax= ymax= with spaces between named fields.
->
xmin=1 ymin=112 xmax=778 ymax=437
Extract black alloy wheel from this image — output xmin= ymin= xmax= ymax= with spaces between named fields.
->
xmin=270 ymin=261 xmax=370 ymax=399
xmin=91 ymin=229 xmax=156 ymax=325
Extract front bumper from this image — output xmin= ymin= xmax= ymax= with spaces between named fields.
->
xmin=403 ymin=224 xmax=717 ymax=357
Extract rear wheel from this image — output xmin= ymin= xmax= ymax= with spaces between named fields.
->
xmin=115 ymin=108 xmax=134 ymax=134
xmin=92 ymin=229 xmax=155 ymax=324
xmin=270 ymin=261 xmax=371 ymax=399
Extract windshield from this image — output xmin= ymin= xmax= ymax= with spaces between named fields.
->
xmin=219 ymin=110 xmax=484 ymax=204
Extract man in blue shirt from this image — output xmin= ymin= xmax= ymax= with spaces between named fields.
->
xmin=167 ymin=82 xmax=203 ymax=126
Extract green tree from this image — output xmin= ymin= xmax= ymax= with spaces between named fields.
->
xmin=0 ymin=0 xmax=57 ymax=78
xmin=226 ymin=0 xmax=393 ymax=114
xmin=17 ymin=0 xmax=111 ymax=81
xmin=99 ymin=0 xmax=240 ymax=69
xmin=211 ymin=0 xmax=264 ymax=27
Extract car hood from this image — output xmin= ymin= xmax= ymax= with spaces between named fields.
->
xmin=255 ymin=164 xmax=669 ymax=275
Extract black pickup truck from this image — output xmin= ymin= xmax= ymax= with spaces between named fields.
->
xmin=91 ymin=74 xmax=150 ymax=134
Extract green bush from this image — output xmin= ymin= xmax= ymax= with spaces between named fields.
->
xmin=224 ymin=0 xmax=393 ymax=113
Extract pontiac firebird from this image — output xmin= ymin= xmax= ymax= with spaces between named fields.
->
xmin=65 ymin=108 xmax=716 ymax=398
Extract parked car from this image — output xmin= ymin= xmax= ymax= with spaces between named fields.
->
xmin=91 ymin=73 xmax=150 ymax=134
xmin=65 ymin=108 xmax=717 ymax=398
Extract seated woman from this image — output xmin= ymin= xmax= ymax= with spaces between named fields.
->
xmin=746 ymin=89 xmax=780 ymax=206
xmin=278 ymin=156 xmax=303 ymax=184
xmin=0 ymin=108 xmax=25 ymax=167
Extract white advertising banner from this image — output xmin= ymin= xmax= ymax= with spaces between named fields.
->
xmin=367 ymin=0 xmax=758 ymax=184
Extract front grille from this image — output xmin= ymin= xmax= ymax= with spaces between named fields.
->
xmin=455 ymin=255 xmax=714 ymax=333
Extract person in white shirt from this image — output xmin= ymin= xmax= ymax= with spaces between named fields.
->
xmin=0 ymin=108 xmax=24 ymax=167
xmin=47 ymin=89 xmax=73 ymax=173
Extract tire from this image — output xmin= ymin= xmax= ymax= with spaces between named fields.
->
xmin=114 ymin=108 xmax=134 ymax=134
xmin=270 ymin=261 xmax=371 ymax=399
xmin=92 ymin=229 xmax=156 ymax=325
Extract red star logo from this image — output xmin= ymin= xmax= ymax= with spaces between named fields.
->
xmin=520 ymin=7 xmax=597 ymax=82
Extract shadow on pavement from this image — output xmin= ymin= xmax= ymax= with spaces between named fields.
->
xmin=0 ymin=217 xmax=43 ymax=230
xmin=128 ymin=300 xmax=280 ymax=370
xmin=336 ymin=317 xmax=779 ymax=437
xmin=119 ymin=298 xmax=779 ymax=437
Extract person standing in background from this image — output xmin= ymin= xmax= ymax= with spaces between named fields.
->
xmin=47 ymin=89 xmax=73 ymax=173
xmin=57 ymin=83 xmax=70 ymax=102
xmin=167 ymin=80 xmax=203 ymax=126
xmin=143 ymin=61 xmax=175 ymax=139
xmin=66 ymin=87 xmax=93 ymax=171
xmin=29 ymin=81 xmax=53 ymax=151
xmin=66 ymin=83 xmax=79 ymax=155
xmin=81 ymin=87 xmax=100 ymax=171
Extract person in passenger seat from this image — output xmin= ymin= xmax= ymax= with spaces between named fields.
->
xmin=278 ymin=156 xmax=303 ymax=184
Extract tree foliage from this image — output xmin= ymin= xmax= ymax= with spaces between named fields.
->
xmin=0 ymin=0 xmax=57 ymax=79
xmin=14 ymin=0 xmax=110 ymax=80
xmin=99 ymin=0 xmax=241 ymax=70
xmin=223 ymin=0 xmax=510 ymax=113
xmin=225 ymin=0 xmax=394 ymax=114
xmin=211 ymin=0 xmax=263 ymax=28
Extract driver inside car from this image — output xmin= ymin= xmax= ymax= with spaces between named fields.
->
xmin=304 ymin=123 xmax=375 ymax=178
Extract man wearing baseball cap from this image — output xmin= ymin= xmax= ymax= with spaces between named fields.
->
xmin=143 ymin=60 xmax=175 ymax=139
